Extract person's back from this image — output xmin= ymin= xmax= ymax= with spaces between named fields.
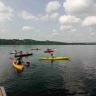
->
xmin=17 ymin=57 xmax=22 ymax=65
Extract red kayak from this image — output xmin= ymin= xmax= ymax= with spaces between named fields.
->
xmin=31 ymin=48 xmax=41 ymax=50
xmin=44 ymin=49 xmax=54 ymax=53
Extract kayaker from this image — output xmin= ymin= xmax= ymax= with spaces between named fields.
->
xmin=17 ymin=57 xmax=22 ymax=65
xmin=26 ymin=52 xmax=29 ymax=54
xmin=51 ymin=53 xmax=54 ymax=58
xmin=15 ymin=50 xmax=17 ymax=53
xmin=19 ymin=51 xmax=23 ymax=55
xmin=13 ymin=50 xmax=17 ymax=54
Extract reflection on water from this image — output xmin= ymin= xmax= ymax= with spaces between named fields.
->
xmin=0 ymin=45 xmax=96 ymax=96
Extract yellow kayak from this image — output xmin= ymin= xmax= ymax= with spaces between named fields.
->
xmin=13 ymin=60 xmax=24 ymax=71
xmin=39 ymin=56 xmax=70 ymax=60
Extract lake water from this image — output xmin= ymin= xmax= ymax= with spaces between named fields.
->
xmin=0 ymin=45 xmax=96 ymax=96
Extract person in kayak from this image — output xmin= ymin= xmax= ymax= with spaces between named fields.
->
xmin=13 ymin=50 xmax=18 ymax=54
xmin=51 ymin=53 xmax=54 ymax=58
xmin=17 ymin=57 xmax=22 ymax=65
xmin=19 ymin=51 xmax=23 ymax=55
xmin=26 ymin=52 xmax=29 ymax=54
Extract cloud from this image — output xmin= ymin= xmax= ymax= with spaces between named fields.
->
xmin=82 ymin=16 xmax=96 ymax=32
xmin=22 ymin=26 xmax=40 ymax=32
xmin=0 ymin=1 xmax=14 ymax=22
xmin=63 ymin=0 xmax=96 ymax=16
xmin=91 ymin=32 xmax=95 ymax=35
xmin=20 ymin=11 xmax=59 ymax=21
xmin=71 ymin=29 xmax=77 ymax=32
xmin=19 ymin=11 xmax=38 ymax=20
xmin=40 ymin=12 xmax=59 ymax=20
xmin=52 ymin=29 xmax=58 ymax=35
xmin=1 ymin=30 xmax=8 ymax=33
xmin=82 ymin=16 xmax=96 ymax=26
xmin=46 ymin=1 xmax=61 ymax=13
xmin=22 ymin=26 xmax=33 ymax=30
xmin=60 ymin=25 xmax=76 ymax=33
xmin=59 ymin=15 xmax=81 ymax=24
xmin=40 ymin=14 xmax=49 ymax=21
xmin=0 ymin=29 xmax=9 ymax=34
xmin=50 ymin=12 xmax=59 ymax=19
xmin=60 ymin=25 xmax=72 ymax=31
xmin=53 ymin=29 xmax=57 ymax=32
xmin=53 ymin=32 xmax=58 ymax=35
xmin=35 ymin=29 xmax=40 ymax=32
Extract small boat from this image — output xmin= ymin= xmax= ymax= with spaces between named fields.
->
xmin=44 ymin=50 xmax=54 ymax=53
xmin=44 ymin=48 xmax=54 ymax=53
xmin=13 ymin=60 xmax=24 ymax=71
xmin=0 ymin=86 xmax=7 ymax=96
xmin=15 ymin=53 xmax=33 ymax=57
xmin=10 ymin=50 xmax=19 ymax=54
xmin=10 ymin=53 xmax=17 ymax=54
xmin=31 ymin=48 xmax=41 ymax=50
xmin=39 ymin=56 xmax=70 ymax=60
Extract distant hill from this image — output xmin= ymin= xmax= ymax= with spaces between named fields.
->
xmin=0 ymin=39 xmax=96 ymax=45
xmin=0 ymin=39 xmax=66 ymax=45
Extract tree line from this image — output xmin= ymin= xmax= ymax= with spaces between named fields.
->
xmin=0 ymin=39 xmax=66 ymax=45
xmin=0 ymin=39 xmax=96 ymax=45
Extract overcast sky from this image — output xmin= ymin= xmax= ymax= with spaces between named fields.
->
xmin=0 ymin=0 xmax=96 ymax=42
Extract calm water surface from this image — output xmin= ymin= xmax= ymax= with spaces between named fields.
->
xmin=0 ymin=45 xmax=96 ymax=96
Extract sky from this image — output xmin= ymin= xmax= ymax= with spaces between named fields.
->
xmin=0 ymin=0 xmax=96 ymax=42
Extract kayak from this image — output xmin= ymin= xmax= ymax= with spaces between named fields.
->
xmin=39 ymin=57 xmax=70 ymax=60
xmin=44 ymin=50 xmax=54 ymax=53
xmin=39 ymin=56 xmax=70 ymax=60
xmin=10 ymin=53 xmax=17 ymax=54
xmin=31 ymin=48 xmax=41 ymax=50
xmin=13 ymin=60 xmax=24 ymax=70
xmin=15 ymin=53 xmax=33 ymax=57
xmin=10 ymin=52 xmax=20 ymax=54
xmin=44 ymin=49 xmax=54 ymax=53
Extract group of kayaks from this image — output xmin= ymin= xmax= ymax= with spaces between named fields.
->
xmin=10 ymin=51 xmax=32 ymax=71
xmin=10 ymin=48 xmax=70 ymax=71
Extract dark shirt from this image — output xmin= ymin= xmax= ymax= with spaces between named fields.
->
xmin=17 ymin=58 xmax=22 ymax=64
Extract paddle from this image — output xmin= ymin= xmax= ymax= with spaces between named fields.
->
xmin=9 ymin=57 xmax=30 ymax=65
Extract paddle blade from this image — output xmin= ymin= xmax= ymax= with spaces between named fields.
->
xmin=9 ymin=57 xmax=14 ymax=60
